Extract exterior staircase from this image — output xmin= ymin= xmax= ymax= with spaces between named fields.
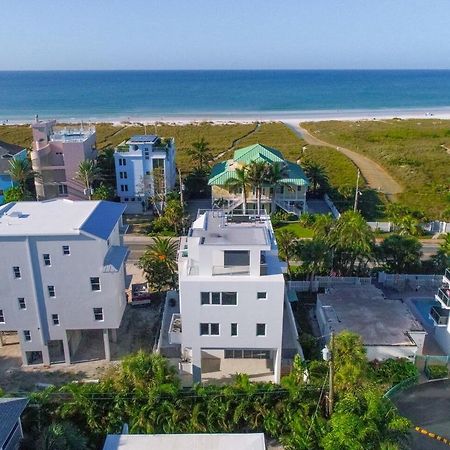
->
xmin=275 ymin=199 xmax=301 ymax=217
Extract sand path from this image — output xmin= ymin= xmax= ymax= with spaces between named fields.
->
xmin=283 ymin=120 xmax=403 ymax=201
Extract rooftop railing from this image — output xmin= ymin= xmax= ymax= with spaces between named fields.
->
xmin=430 ymin=305 xmax=449 ymax=326
xmin=436 ymin=288 xmax=450 ymax=308
xmin=212 ymin=265 xmax=250 ymax=276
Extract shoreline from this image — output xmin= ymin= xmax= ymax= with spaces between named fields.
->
xmin=3 ymin=106 xmax=450 ymax=125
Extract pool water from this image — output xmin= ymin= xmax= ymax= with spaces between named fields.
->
xmin=410 ymin=297 xmax=440 ymax=327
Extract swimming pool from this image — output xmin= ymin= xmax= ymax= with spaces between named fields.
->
xmin=410 ymin=297 xmax=440 ymax=328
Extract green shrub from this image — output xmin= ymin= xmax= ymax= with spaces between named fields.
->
xmin=425 ymin=364 xmax=449 ymax=380
xmin=370 ymin=358 xmax=418 ymax=386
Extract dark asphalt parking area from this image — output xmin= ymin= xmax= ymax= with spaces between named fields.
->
xmin=392 ymin=379 xmax=450 ymax=449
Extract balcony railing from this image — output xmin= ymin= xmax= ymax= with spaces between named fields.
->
xmin=430 ymin=306 xmax=449 ymax=326
xmin=212 ymin=265 xmax=250 ymax=276
xmin=436 ymin=288 xmax=450 ymax=308
xmin=445 ymin=268 xmax=450 ymax=283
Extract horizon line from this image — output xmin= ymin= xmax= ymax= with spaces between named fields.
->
xmin=2 ymin=68 xmax=450 ymax=72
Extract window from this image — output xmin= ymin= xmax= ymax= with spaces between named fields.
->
xmin=13 ymin=266 xmax=21 ymax=278
xmin=120 ymin=184 xmax=128 ymax=192
xmin=200 ymin=323 xmax=220 ymax=336
xmin=0 ymin=309 xmax=4 ymax=323
xmin=90 ymin=277 xmax=101 ymax=291
xmin=224 ymin=250 xmax=250 ymax=267
xmin=62 ymin=245 xmax=70 ymax=255
xmin=201 ymin=292 xmax=210 ymax=305
xmin=257 ymin=292 xmax=267 ymax=300
xmin=43 ymin=254 xmax=51 ymax=266
xmin=93 ymin=307 xmax=104 ymax=321
xmin=225 ymin=349 xmax=270 ymax=359
xmin=256 ymin=323 xmax=266 ymax=336
xmin=58 ymin=184 xmax=68 ymax=195
xmin=221 ymin=292 xmax=237 ymax=305
xmin=200 ymin=292 xmax=237 ymax=306
xmin=18 ymin=298 xmax=26 ymax=309
xmin=23 ymin=330 xmax=31 ymax=341
xmin=119 ymin=171 xmax=128 ymax=179
xmin=52 ymin=314 xmax=60 ymax=325
xmin=118 ymin=158 xmax=126 ymax=166
xmin=48 ymin=285 xmax=55 ymax=297
xmin=231 ymin=323 xmax=238 ymax=336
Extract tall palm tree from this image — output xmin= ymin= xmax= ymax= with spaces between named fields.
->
xmin=8 ymin=158 xmax=38 ymax=197
xmin=266 ymin=162 xmax=288 ymax=213
xmin=188 ymin=137 xmax=213 ymax=170
xmin=75 ymin=160 xmax=102 ymax=200
xmin=224 ymin=166 xmax=251 ymax=214
xmin=247 ymin=161 xmax=269 ymax=215
xmin=303 ymin=161 xmax=328 ymax=196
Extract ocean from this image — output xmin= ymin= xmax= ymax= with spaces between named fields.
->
xmin=1 ymin=70 xmax=450 ymax=121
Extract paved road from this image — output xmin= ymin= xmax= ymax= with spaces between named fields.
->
xmin=283 ymin=120 xmax=403 ymax=201
xmin=123 ymin=235 xmax=180 ymax=263
xmin=392 ymin=380 xmax=450 ymax=449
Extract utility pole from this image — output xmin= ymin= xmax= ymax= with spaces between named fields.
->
xmin=353 ymin=169 xmax=360 ymax=212
xmin=328 ymin=331 xmax=334 ymax=416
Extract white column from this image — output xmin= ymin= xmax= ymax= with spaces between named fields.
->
xmin=42 ymin=344 xmax=50 ymax=366
xmin=103 ymin=329 xmax=111 ymax=361
xmin=192 ymin=346 xmax=202 ymax=384
xmin=273 ymin=348 xmax=281 ymax=384
xmin=62 ymin=332 xmax=71 ymax=365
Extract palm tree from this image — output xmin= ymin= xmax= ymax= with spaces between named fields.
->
xmin=247 ymin=161 xmax=269 ymax=215
xmin=188 ymin=138 xmax=213 ymax=170
xmin=137 ymin=237 xmax=178 ymax=292
xmin=276 ymin=228 xmax=297 ymax=273
xmin=224 ymin=166 xmax=251 ymax=214
xmin=75 ymin=160 xmax=102 ymax=200
xmin=8 ymin=158 xmax=38 ymax=198
xmin=303 ymin=161 xmax=328 ymax=196
xmin=38 ymin=422 xmax=88 ymax=450
xmin=266 ymin=162 xmax=288 ymax=213
xmin=397 ymin=214 xmax=421 ymax=236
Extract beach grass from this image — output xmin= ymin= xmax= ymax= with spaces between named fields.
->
xmin=302 ymin=119 xmax=450 ymax=218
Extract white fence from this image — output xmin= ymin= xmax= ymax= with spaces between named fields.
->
xmin=367 ymin=221 xmax=392 ymax=232
xmin=323 ymin=194 xmax=341 ymax=219
xmin=283 ymin=295 xmax=304 ymax=359
xmin=378 ymin=272 xmax=443 ymax=290
xmin=288 ymin=276 xmax=372 ymax=292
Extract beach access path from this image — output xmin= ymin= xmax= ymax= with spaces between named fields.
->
xmin=283 ymin=120 xmax=403 ymax=201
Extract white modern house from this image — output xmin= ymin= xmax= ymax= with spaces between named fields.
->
xmin=430 ymin=268 xmax=450 ymax=352
xmin=113 ymin=135 xmax=176 ymax=213
xmin=0 ymin=199 xmax=128 ymax=366
xmin=174 ymin=210 xmax=285 ymax=383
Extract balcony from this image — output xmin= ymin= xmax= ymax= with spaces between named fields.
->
xmin=169 ymin=313 xmax=182 ymax=345
xmin=212 ymin=265 xmax=250 ymax=276
xmin=436 ymin=288 xmax=450 ymax=308
xmin=445 ymin=268 xmax=450 ymax=283
xmin=430 ymin=306 xmax=450 ymax=326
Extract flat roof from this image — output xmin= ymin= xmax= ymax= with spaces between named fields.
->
xmin=102 ymin=433 xmax=266 ymax=450
xmin=318 ymin=286 xmax=424 ymax=346
xmin=128 ymin=135 xmax=158 ymax=143
xmin=190 ymin=211 xmax=270 ymax=246
xmin=0 ymin=199 xmax=125 ymax=239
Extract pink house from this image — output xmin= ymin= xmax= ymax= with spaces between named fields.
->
xmin=31 ymin=119 xmax=97 ymax=200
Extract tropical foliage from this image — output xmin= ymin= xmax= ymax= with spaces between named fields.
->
xmin=7 ymin=157 xmax=38 ymax=199
xmin=75 ymin=160 xmax=102 ymax=200
xmin=187 ymin=137 xmax=213 ymax=170
xmin=377 ymin=235 xmax=422 ymax=273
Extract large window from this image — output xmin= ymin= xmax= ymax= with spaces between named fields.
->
xmin=200 ymin=292 xmax=237 ymax=305
xmin=225 ymin=349 xmax=271 ymax=359
xmin=90 ymin=277 xmax=101 ymax=291
xmin=200 ymin=323 xmax=220 ymax=336
xmin=224 ymin=250 xmax=250 ymax=267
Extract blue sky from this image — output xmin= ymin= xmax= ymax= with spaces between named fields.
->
xmin=2 ymin=0 xmax=450 ymax=70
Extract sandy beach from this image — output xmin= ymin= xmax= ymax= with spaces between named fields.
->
xmin=3 ymin=106 xmax=450 ymax=126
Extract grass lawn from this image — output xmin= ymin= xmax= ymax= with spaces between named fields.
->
xmin=275 ymin=222 xmax=314 ymax=238
xmin=302 ymin=119 xmax=450 ymax=218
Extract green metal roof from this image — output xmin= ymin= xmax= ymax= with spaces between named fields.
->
xmin=208 ymin=143 xmax=309 ymax=187
xmin=233 ymin=144 xmax=285 ymax=164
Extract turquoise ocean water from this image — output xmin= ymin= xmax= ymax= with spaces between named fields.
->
xmin=1 ymin=70 xmax=450 ymax=121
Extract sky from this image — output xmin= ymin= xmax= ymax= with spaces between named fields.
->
xmin=2 ymin=0 xmax=450 ymax=70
